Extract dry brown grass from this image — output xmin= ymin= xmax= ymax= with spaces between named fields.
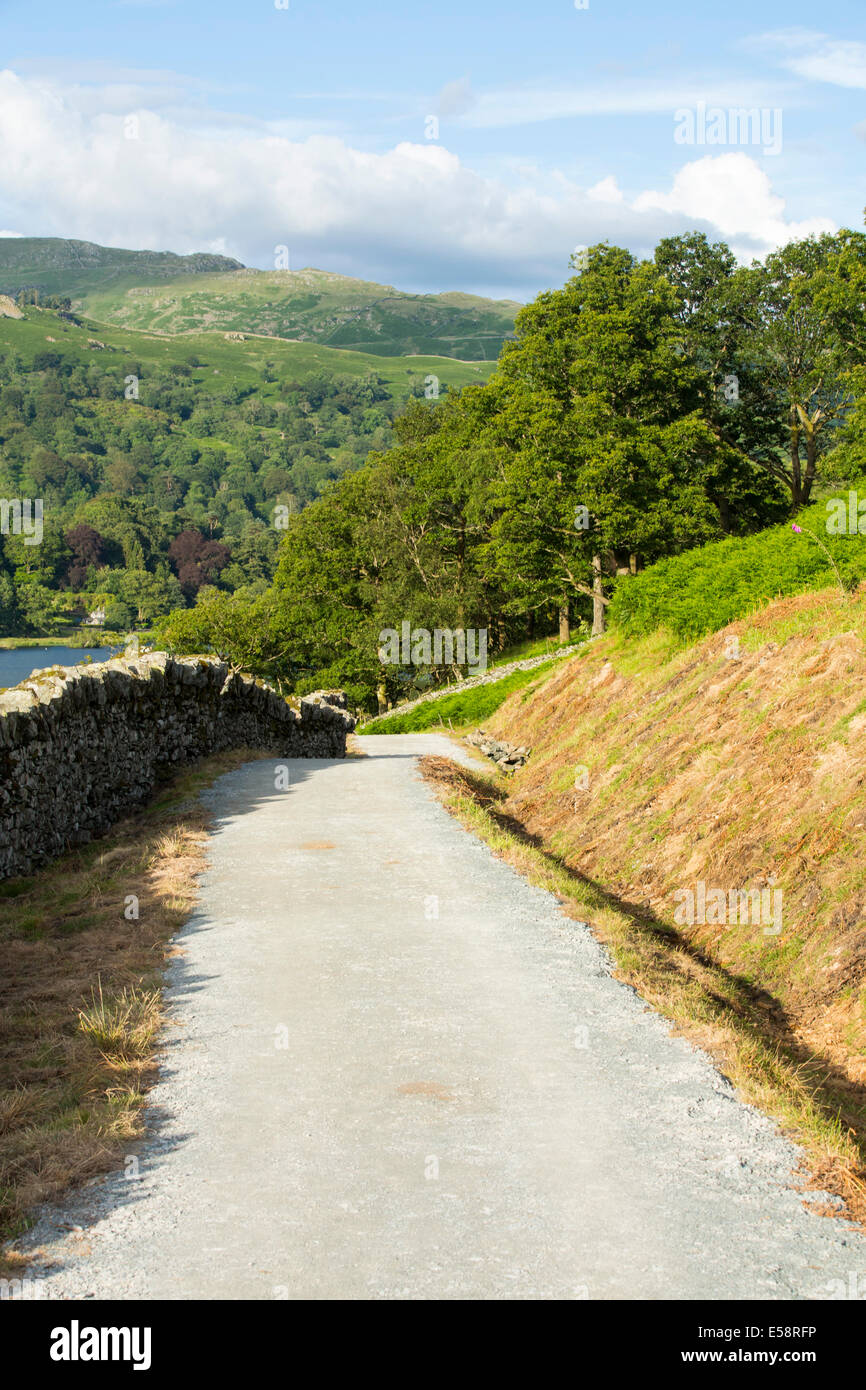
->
xmin=0 ymin=747 xmax=268 ymax=1268
xmin=488 ymin=589 xmax=866 ymax=1083
xmin=419 ymin=589 xmax=866 ymax=1226
xmin=421 ymin=754 xmax=866 ymax=1225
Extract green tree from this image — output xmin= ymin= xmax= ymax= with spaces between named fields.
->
xmin=117 ymin=568 xmax=184 ymax=624
xmin=155 ymin=589 xmax=289 ymax=683
xmin=727 ymin=232 xmax=866 ymax=506
xmin=103 ymin=599 xmax=133 ymax=632
xmin=485 ymin=244 xmax=760 ymax=634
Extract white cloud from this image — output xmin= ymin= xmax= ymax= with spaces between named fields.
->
xmin=0 ymin=69 xmax=838 ymax=295
xmin=633 ymin=153 xmax=834 ymax=259
xmin=0 ymin=229 xmax=24 ymax=237
xmin=751 ymin=29 xmax=866 ymax=89
xmin=588 ymin=176 xmax=624 ymax=204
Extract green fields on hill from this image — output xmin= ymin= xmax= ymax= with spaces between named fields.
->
xmin=0 ymin=239 xmax=520 ymax=360
xmin=80 ymin=269 xmax=518 ymax=360
xmin=0 ymin=304 xmax=494 ymax=393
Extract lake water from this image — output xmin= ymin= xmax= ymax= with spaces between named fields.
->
xmin=0 ymin=645 xmax=120 ymax=688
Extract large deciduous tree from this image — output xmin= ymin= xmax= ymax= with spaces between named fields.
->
xmin=65 ymin=523 xmax=106 ymax=590
xmin=168 ymin=529 xmax=231 ymax=597
xmin=723 ymin=232 xmax=866 ymax=507
xmin=483 ymin=244 xmax=771 ymax=633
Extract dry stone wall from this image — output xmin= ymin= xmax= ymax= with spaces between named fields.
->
xmin=0 ymin=652 xmax=355 ymax=880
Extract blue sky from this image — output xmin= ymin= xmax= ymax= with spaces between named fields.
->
xmin=0 ymin=0 xmax=863 ymax=297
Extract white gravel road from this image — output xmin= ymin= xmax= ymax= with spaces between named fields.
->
xmin=15 ymin=735 xmax=866 ymax=1300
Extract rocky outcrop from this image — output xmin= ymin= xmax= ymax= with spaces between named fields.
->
xmin=0 ymin=652 xmax=354 ymax=880
xmin=464 ymin=728 xmax=531 ymax=773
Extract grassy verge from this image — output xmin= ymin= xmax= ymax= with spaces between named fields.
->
xmin=0 ymin=747 xmax=266 ymax=1266
xmin=485 ymin=634 xmax=580 ymax=668
xmin=360 ymin=659 xmax=560 ymax=734
xmin=421 ymin=754 xmax=866 ymax=1228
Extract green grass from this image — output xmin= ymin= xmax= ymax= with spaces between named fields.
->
xmin=361 ymin=660 xmax=559 ymax=733
xmin=0 ymin=631 xmax=126 ymax=650
xmin=0 ymin=305 xmax=496 ymax=396
xmin=77 ymin=982 xmax=161 ymax=1066
xmin=486 ymin=633 xmax=579 ymax=668
xmin=0 ymin=239 xmax=518 ymax=361
xmin=77 ymin=266 xmax=519 ymax=361
xmin=609 ymin=497 xmax=866 ymax=643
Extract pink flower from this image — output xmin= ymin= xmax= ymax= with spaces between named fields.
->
xmin=791 ymin=524 xmax=802 ymax=533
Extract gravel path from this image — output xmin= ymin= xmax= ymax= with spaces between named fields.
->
xmin=16 ymin=735 xmax=866 ymax=1300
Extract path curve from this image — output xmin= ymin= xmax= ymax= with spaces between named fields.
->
xmin=18 ymin=735 xmax=866 ymax=1299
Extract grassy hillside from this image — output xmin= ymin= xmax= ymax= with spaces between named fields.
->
xmin=79 ymin=267 xmax=519 ymax=360
xmin=0 ymin=301 xmax=493 ymax=393
xmin=0 ymin=240 xmax=519 ymax=360
xmin=0 ymin=304 xmax=497 ymax=638
xmin=491 ymin=589 xmax=866 ymax=1076
xmin=609 ymin=499 xmax=866 ymax=642
xmin=0 ymin=237 xmax=242 ymax=299
xmin=427 ymin=585 xmax=866 ymax=1216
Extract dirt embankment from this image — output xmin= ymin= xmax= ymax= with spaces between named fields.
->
xmin=488 ymin=588 xmax=866 ymax=1093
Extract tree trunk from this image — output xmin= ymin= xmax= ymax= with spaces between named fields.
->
xmin=803 ymin=426 xmax=818 ymax=506
xmin=558 ymin=600 xmax=570 ymax=644
xmin=591 ymin=555 xmax=606 ymax=636
xmin=790 ymin=408 xmax=803 ymax=506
